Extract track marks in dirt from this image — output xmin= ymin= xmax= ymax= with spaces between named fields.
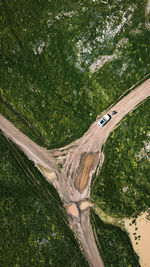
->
xmin=75 ymin=152 xmax=99 ymax=192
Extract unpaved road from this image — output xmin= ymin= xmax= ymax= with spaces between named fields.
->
xmin=0 ymin=78 xmax=150 ymax=267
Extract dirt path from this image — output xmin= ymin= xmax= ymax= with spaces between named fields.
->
xmin=0 ymin=78 xmax=150 ymax=267
xmin=55 ymin=78 xmax=150 ymax=203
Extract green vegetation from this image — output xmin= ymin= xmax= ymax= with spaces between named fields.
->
xmin=92 ymin=98 xmax=150 ymax=218
xmin=0 ymin=0 xmax=150 ymax=149
xmin=0 ymin=133 xmax=88 ymax=266
xmin=0 ymin=0 xmax=150 ymax=266
xmin=91 ymin=212 xmax=140 ymax=267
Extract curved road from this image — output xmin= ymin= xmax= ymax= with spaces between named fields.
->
xmin=0 ymin=78 xmax=150 ymax=267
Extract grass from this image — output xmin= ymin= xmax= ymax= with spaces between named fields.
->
xmin=92 ymin=97 xmax=150 ymax=218
xmin=90 ymin=211 xmax=140 ymax=267
xmin=0 ymin=133 xmax=88 ymax=267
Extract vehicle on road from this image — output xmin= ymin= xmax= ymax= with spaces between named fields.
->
xmin=98 ymin=114 xmax=111 ymax=127
xmin=112 ymin=110 xmax=117 ymax=115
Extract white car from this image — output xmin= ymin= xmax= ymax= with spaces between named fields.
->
xmin=98 ymin=114 xmax=111 ymax=127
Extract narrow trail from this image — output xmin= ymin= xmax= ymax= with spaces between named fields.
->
xmin=0 ymin=78 xmax=150 ymax=267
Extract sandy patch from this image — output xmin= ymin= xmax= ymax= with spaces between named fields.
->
xmin=79 ymin=200 xmax=93 ymax=211
xmin=124 ymin=212 xmax=150 ymax=267
xmin=66 ymin=203 xmax=79 ymax=218
xmin=36 ymin=163 xmax=56 ymax=182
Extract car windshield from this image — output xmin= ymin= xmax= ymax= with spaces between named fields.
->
xmin=100 ymin=119 xmax=104 ymax=124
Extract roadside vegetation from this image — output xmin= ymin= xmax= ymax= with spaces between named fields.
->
xmin=91 ymin=98 xmax=150 ymax=266
xmin=92 ymin=98 xmax=150 ymax=218
xmin=0 ymin=133 xmax=88 ymax=267
xmin=90 ymin=212 xmax=140 ymax=267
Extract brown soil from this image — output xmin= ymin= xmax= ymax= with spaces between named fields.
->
xmin=75 ymin=152 xmax=99 ymax=192
xmin=66 ymin=203 xmax=79 ymax=218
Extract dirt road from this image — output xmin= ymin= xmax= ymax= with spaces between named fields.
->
xmin=0 ymin=78 xmax=150 ymax=267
